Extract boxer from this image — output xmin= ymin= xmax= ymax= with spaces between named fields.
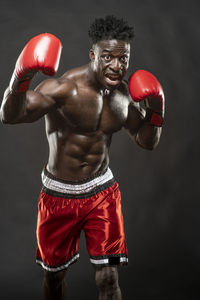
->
xmin=0 ymin=15 xmax=165 ymax=300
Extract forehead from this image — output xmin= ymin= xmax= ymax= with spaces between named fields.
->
xmin=95 ymin=39 xmax=130 ymax=54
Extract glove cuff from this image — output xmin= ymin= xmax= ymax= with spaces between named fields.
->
xmin=145 ymin=108 xmax=163 ymax=127
xmin=9 ymin=70 xmax=36 ymax=95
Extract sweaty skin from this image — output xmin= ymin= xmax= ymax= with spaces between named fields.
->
xmin=0 ymin=39 xmax=161 ymax=181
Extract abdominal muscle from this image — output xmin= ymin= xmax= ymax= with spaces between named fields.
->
xmin=46 ymin=129 xmax=111 ymax=181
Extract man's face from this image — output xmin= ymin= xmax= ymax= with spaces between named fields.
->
xmin=90 ymin=39 xmax=130 ymax=89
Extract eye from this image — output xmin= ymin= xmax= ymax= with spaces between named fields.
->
xmin=104 ymin=55 xmax=111 ymax=61
xmin=120 ymin=56 xmax=128 ymax=63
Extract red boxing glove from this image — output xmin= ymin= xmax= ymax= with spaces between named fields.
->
xmin=128 ymin=70 xmax=165 ymax=127
xmin=9 ymin=33 xmax=63 ymax=94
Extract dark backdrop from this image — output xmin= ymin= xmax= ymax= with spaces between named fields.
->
xmin=0 ymin=0 xmax=199 ymax=299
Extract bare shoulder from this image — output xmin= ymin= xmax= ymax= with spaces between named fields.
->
xmin=119 ymin=80 xmax=145 ymax=130
xmin=60 ymin=65 xmax=89 ymax=87
xmin=117 ymin=80 xmax=136 ymax=104
xmin=119 ymin=80 xmax=143 ymax=111
xmin=35 ymin=76 xmax=77 ymax=101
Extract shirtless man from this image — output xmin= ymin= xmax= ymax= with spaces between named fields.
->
xmin=0 ymin=15 xmax=164 ymax=300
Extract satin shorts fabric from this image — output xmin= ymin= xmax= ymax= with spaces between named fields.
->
xmin=36 ymin=167 xmax=128 ymax=272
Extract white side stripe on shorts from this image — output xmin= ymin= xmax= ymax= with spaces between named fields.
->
xmin=90 ymin=256 xmax=128 ymax=265
xmin=36 ymin=253 xmax=80 ymax=272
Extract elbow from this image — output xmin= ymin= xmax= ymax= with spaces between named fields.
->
xmin=0 ymin=110 xmax=6 ymax=124
xmin=143 ymin=145 xmax=154 ymax=151
xmin=144 ymin=144 xmax=158 ymax=151
xmin=1 ymin=113 xmax=9 ymax=124
xmin=1 ymin=119 xmax=14 ymax=125
xmin=0 ymin=111 xmax=16 ymax=124
xmin=1 ymin=118 xmax=11 ymax=124
xmin=1 ymin=119 xmax=17 ymax=124
xmin=143 ymin=140 xmax=160 ymax=150
xmin=136 ymin=136 xmax=160 ymax=151
xmin=138 ymin=143 xmax=155 ymax=151
xmin=143 ymin=141 xmax=160 ymax=151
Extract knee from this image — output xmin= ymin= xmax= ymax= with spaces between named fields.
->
xmin=44 ymin=270 xmax=66 ymax=289
xmin=95 ymin=267 xmax=119 ymax=293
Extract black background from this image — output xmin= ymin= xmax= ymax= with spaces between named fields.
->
xmin=0 ymin=0 xmax=199 ymax=299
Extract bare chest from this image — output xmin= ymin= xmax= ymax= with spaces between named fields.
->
xmin=59 ymin=90 xmax=129 ymax=133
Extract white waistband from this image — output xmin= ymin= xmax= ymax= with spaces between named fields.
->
xmin=41 ymin=168 xmax=114 ymax=195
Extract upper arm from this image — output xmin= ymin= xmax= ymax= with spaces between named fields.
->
xmin=0 ymin=76 xmax=76 ymax=124
xmin=36 ymin=76 xmax=75 ymax=98
xmin=19 ymin=78 xmax=76 ymax=122
xmin=33 ymin=77 xmax=76 ymax=109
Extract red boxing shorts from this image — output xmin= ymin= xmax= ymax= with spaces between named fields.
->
xmin=36 ymin=167 xmax=128 ymax=272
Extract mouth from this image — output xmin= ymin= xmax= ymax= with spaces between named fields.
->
xmin=104 ymin=73 xmax=122 ymax=86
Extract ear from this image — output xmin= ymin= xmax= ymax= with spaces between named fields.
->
xmin=89 ymin=49 xmax=95 ymax=61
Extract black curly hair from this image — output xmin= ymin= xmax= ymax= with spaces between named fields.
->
xmin=88 ymin=15 xmax=134 ymax=44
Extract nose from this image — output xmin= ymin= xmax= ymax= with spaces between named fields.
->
xmin=109 ymin=58 xmax=121 ymax=73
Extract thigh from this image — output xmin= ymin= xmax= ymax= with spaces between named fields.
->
xmin=36 ymin=190 xmax=81 ymax=269
xmin=84 ymin=184 xmax=128 ymax=261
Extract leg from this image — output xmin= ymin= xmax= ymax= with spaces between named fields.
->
xmin=43 ymin=270 xmax=67 ymax=300
xmin=95 ymin=266 xmax=122 ymax=300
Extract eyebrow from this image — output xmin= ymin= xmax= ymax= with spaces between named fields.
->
xmin=102 ymin=49 xmax=112 ymax=53
xmin=102 ymin=49 xmax=129 ymax=55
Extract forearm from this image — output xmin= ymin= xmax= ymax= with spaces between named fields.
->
xmin=128 ymin=70 xmax=165 ymax=150
xmin=1 ymin=33 xmax=62 ymax=124
xmin=135 ymin=122 xmax=162 ymax=150
xmin=0 ymin=87 xmax=26 ymax=124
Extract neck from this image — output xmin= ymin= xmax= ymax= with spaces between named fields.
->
xmin=86 ymin=63 xmax=100 ymax=89
xmin=100 ymin=88 xmax=110 ymax=96
xmin=87 ymin=62 xmax=111 ymax=95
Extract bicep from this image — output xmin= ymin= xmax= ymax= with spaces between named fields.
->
xmin=16 ymin=89 xmax=57 ymax=123
xmin=22 ymin=78 xmax=66 ymax=122
xmin=35 ymin=77 xmax=76 ymax=103
xmin=17 ymin=77 xmax=75 ymax=123
xmin=26 ymin=90 xmax=56 ymax=113
xmin=0 ymin=79 xmax=59 ymax=124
